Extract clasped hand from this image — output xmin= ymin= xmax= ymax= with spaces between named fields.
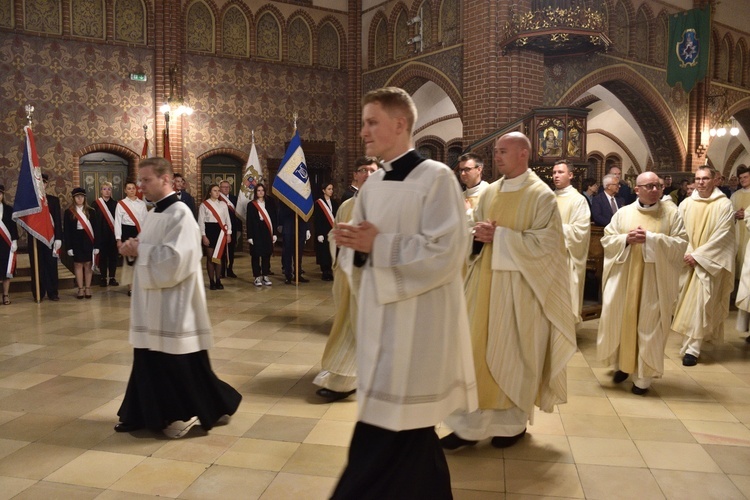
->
xmin=473 ymin=220 xmax=497 ymax=243
xmin=119 ymin=238 xmax=139 ymax=257
xmin=333 ymin=221 xmax=378 ymax=253
xmin=626 ymin=226 xmax=647 ymax=245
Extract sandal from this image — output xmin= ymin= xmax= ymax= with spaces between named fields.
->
xmin=2 ymin=294 xmax=9 ymax=305
xmin=84 ymin=287 xmax=92 ymax=299
xmin=77 ymin=288 xmax=84 ymax=300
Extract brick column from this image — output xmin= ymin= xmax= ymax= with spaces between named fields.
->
xmin=347 ymin=0 xmax=363 ymax=165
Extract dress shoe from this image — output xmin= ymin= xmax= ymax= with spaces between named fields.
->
xmin=440 ymin=433 xmax=478 ymax=450
xmin=127 ymin=290 xmax=132 ymax=297
xmin=215 ymin=281 xmax=224 ymax=290
xmin=745 ymin=336 xmax=750 ymax=344
xmin=631 ymin=384 xmax=648 ymax=396
xmin=613 ymin=370 xmax=629 ymax=383
xmin=114 ymin=422 xmax=143 ymax=433
xmin=99 ymin=277 xmax=108 ymax=287
xmin=109 ymin=278 xmax=119 ymax=286
xmin=682 ymin=353 xmax=698 ymax=366
xmin=227 ymin=270 xmax=238 ymax=278
xmin=209 ymin=282 xmax=217 ymax=290
xmin=49 ymin=295 xmax=60 ymax=301
xmin=491 ymin=429 xmax=526 ymax=449
xmin=284 ymin=276 xmax=295 ymax=285
xmin=297 ymin=276 xmax=309 ymax=283
xmin=316 ymin=388 xmax=356 ymax=402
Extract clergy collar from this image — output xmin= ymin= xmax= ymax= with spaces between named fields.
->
xmin=382 ymin=148 xmax=414 ymax=172
xmin=465 ymin=180 xmax=487 ymax=197
xmin=504 ymin=169 xmax=530 ymax=187
xmin=637 ymin=200 xmax=658 ymax=210
xmin=154 ymin=191 xmax=178 ymax=213
xmin=382 ymin=149 xmax=425 ymax=182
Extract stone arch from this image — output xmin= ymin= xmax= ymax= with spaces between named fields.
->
xmin=368 ymin=10 xmax=389 ymax=68
xmin=255 ymin=5 xmax=284 ymax=61
xmin=386 ymin=62 xmax=463 ymax=115
xmin=195 ymin=148 xmax=249 ymax=203
xmin=390 ymin=3 xmax=410 ymax=60
xmin=652 ymin=11 xmax=668 ymax=66
xmin=184 ymin=0 xmax=217 ymax=53
xmin=218 ymin=1 xmax=252 ymax=57
xmin=609 ymin=0 xmax=633 ymax=57
xmin=287 ymin=10 xmax=315 ymax=65
xmin=416 ymin=135 xmax=445 ymax=162
xmin=724 ymin=143 xmax=746 ymax=177
xmin=318 ymin=15 xmax=346 ymax=68
xmin=71 ymin=143 xmax=141 ymax=188
xmin=558 ymin=64 xmax=686 ymax=170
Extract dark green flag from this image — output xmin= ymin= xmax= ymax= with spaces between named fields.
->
xmin=667 ymin=6 xmax=711 ymax=93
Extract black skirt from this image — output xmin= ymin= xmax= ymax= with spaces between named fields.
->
xmin=117 ymin=349 xmax=242 ymax=431
xmin=121 ymin=224 xmax=138 ymax=241
xmin=71 ymin=229 xmax=95 ymax=263
xmin=0 ymin=240 xmax=11 ymax=278
xmin=204 ymin=222 xmax=221 ymax=248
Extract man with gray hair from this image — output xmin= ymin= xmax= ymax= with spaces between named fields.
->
xmin=592 ymin=173 xmax=624 ymax=226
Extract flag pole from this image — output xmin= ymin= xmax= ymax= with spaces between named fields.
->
xmin=293 ymin=112 xmax=299 ymax=286
xmin=25 ymin=104 xmax=42 ymax=304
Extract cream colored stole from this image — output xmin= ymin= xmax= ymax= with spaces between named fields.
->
xmin=618 ymin=206 xmax=662 ymax=373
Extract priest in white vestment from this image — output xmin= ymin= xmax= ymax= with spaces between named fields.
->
xmin=116 ymin=157 xmax=241 ymax=435
xmin=552 ymin=160 xmax=591 ymax=324
xmin=331 ymin=87 xmax=476 ymax=500
xmin=313 ymin=161 xmax=380 ymax=401
xmin=672 ymin=166 xmax=736 ymax=366
xmin=598 ymin=172 xmax=688 ymax=394
xmin=442 ymin=132 xmax=577 ymax=451
xmin=458 ymin=153 xmax=489 ymax=212
xmin=731 ymin=166 xmax=750 ymax=276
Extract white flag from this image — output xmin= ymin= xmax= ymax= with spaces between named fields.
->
xmin=236 ymin=141 xmax=261 ymax=223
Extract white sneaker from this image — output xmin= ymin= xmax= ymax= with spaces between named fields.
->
xmin=262 ymin=276 xmax=272 ymax=286
xmin=254 ymin=277 xmax=262 ymax=287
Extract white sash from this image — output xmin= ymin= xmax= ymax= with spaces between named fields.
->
xmin=316 ymin=198 xmax=335 ymax=228
xmin=253 ymin=200 xmax=273 ymax=237
xmin=117 ymin=199 xmax=142 ymax=233
xmin=202 ymin=200 xmax=228 ymax=264
xmin=96 ymin=198 xmax=115 ymax=232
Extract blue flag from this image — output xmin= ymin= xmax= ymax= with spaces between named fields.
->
xmin=273 ymin=130 xmax=313 ymax=221
xmin=12 ymin=127 xmax=55 ymax=247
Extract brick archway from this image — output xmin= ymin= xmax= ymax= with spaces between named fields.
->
xmin=557 ymin=64 xmax=685 ymax=171
xmin=72 ymin=143 xmax=141 ymax=188
xmin=385 ymin=62 xmax=463 ymax=116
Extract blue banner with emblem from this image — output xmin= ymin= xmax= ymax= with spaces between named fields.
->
xmin=272 ymin=130 xmax=313 ymax=221
xmin=667 ymin=6 xmax=710 ymax=93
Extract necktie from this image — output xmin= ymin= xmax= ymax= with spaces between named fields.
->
xmin=610 ymin=197 xmax=618 ymax=215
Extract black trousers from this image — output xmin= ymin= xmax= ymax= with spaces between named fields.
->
xmin=251 ymin=254 xmax=270 ymax=277
xmin=98 ymin=236 xmax=118 ymax=278
xmin=29 ymin=239 xmax=58 ymax=300
xmin=332 ymin=421 xmax=452 ymax=500
xmin=223 ymin=227 xmax=241 ymax=273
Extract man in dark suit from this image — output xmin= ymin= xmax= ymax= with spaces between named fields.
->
xmin=591 ymin=173 xmax=624 ymax=226
xmin=173 ymin=173 xmax=196 ymax=219
xmin=340 ymin=157 xmax=380 ymax=203
xmin=278 ymin=202 xmax=309 ymax=284
xmin=29 ymin=174 xmax=63 ymax=301
xmin=219 ymin=180 xmax=241 ymax=278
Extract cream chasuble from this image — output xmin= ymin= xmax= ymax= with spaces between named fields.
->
xmin=314 ymin=198 xmax=358 ymax=392
xmin=598 ymin=202 xmax=687 ymax=379
xmin=459 ymin=170 xmax=576 ymax=418
xmin=555 ymin=185 xmax=591 ymax=323
xmin=464 ymin=180 xmax=489 ymax=211
xmin=672 ymin=189 xmax=735 ymax=344
xmin=731 ymin=188 xmax=750 ymax=273
xmin=339 ymin=159 xmax=477 ymax=432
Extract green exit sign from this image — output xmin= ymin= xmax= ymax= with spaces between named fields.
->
xmin=130 ymin=73 xmax=147 ymax=82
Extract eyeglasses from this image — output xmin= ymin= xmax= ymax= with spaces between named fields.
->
xmin=636 ymin=183 xmax=663 ymax=191
xmin=458 ymin=167 xmax=478 ymax=173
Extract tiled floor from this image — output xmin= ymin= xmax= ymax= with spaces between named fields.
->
xmin=2 ymin=253 xmax=750 ymax=499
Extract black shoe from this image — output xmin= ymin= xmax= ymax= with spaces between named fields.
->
xmin=322 ymin=275 xmax=334 ymax=281
xmin=297 ymin=276 xmax=309 ymax=283
xmin=683 ymin=353 xmax=698 ymax=366
xmin=49 ymin=295 xmax=60 ymax=301
xmin=613 ymin=370 xmax=629 ymax=383
xmin=127 ymin=290 xmax=132 ymax=297
xmin=215 ymin=281 xmax=224 ymax=290
xmin=284 ymin=277 xmax=295 ymax=285
xmin=631 ymin=384 xmax=649 ymax=396
xmin=109 ymin=278 xmax=119 ymax=286
xmin=745 ymin=336 xmax=750 ymax=344
xmin=440 ymin=433 xmax=478 ymax=450
xmin=209 ymin=282 xmax=217 ymax=290
xmin=491 ymin=429 xmax=526 ymax=449
xmin=227 ymin=270 xmax=237 ymax=278
xmin=114 ymin=422 xmax=144 ymax=433
xmin=99 ymin=277 xmax=108 ymax=287
xmin=316 ymin=388 xmax=356 ymax=402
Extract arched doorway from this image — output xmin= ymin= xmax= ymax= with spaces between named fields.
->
xmin=200 ymin=154 xmax=243 ymax=199
xmin=79 ymin=152 xmax=128 ymax=205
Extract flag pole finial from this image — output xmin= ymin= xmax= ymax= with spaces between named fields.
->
xmin=251 ymin=129 xmax=255 ymax=144
xmin=143 ymin=124 xmax=148 ymax=138
xmin=25 ymin=104 xmax=34 ymax=127
xmin=293 ymin=112 xmax=298 ymax=130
